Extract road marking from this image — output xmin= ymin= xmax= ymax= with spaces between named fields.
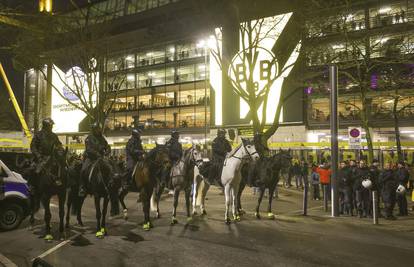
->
xmin=0 ymin=253 xmax=18 ymax=267
xmin=32 ymin=230 xmax=82 ymax=261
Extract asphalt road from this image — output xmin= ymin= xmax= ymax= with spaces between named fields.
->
xmin=0 ymin=186 xmax=413 ymax=267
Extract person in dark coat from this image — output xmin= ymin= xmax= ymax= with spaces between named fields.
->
xmin=30 ymin=118 xmax=62 ymax=175
xmin=338 ymin=161 xmax=354 ymax=215
xmin=79 ymin=123 xmax=112 ymax=196
xmin=125 ymin=128 xmax=145 ymax=186
xmin=378 ymin=162 xmax=397 ymax=220
xmin=395 ymin=161 xmax=409 ymax=216
xmin=166 ymin=130 xmax=182 ymax=164
xmin=369 ymin=159 xmax=381 ymax=215
xmin=209 ymin=129 xmax=232 ymax=184
xmin=354 ymin=160 xmax=370 ymax=218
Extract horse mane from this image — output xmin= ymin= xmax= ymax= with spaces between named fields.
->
xmin=226 ymin=143 xmax=242 ymax=158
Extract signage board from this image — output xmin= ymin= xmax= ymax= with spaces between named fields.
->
xmin=348 ymin=127 xmax=362 ymax=149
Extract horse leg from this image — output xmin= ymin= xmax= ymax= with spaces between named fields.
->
xmin=94 ymin=196 xmax=103 ymax=238
xmin=65 ymin=189 xmax=72 ymax=228
xmin=58 ymin=192 xmax=66 ymax=239
xmin=200 ymin=180 xmax=210 ymax=215
xmin=185 ymin=188 xmax=192 ymax=221
xmin=192 ymin=178 xmax=199 ymax=215
xmin=237 ymin=182 xmax=245 ymax=215
xmin=267 ymin=185 xmax=276 ymax=219
xmin=142 ymin=189 xmax=151 ymax=231
xmin=101 ymin=196 xmax=110 ymax=236
xmin=156 ymin=184 xmax=164 ymax=219
xmin=255 ymin=186 xmax=266 ymax=219
xmin=171 ymin=188 xmax=179 ymax=225
xmin=224 ymin=184 xmax=231 ymax=224
xmin=119 ymin=188 xmax=128 ymax=220
xmin=42 ymin=196 xmax=53 ymax=241
xmin=231 ymin=186 xmax=238 ymax=221
xmin=76 ymin=196 xmax=85 ymax=227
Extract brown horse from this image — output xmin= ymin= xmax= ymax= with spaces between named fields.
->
xmin=134 ymin=144 xmax=170 ymax=231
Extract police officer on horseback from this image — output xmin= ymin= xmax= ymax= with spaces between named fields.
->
xmin=79 ymin=123 xmax=112 ymax=197
xmin=208 ymin=129 xmax=232 ymax=184
xmin=125 ymin=127 xmax=145 ymax=186
xmin=30 ymin=118 xmax=63 ymax=188
xmin=166 ymin=130 xmax=183 ymax=164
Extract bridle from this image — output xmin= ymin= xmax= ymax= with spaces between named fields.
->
xmin=230 ymin=142 xmax=259 ymax=161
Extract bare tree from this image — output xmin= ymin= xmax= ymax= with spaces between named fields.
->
xmin=210 ymin=14 xmax=302 ymax=146
xmin=303 ymin=2 xmax=414 ymax=163
xmin=10 ymin=1 xmax=126 ymax=130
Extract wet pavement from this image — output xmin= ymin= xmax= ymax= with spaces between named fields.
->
xmin=0 ymin=186 xmax=413 ymax=267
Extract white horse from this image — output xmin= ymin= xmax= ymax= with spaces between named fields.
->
xmin=192 ymin=162 xmax=210 ymax=216
xmin=221 ymin=138 xmax=259 ymax=224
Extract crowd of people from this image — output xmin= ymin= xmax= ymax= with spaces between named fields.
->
xmin=288 ymin=158 xmax=413 ymax=220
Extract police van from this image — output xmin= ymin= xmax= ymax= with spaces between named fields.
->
xmin=0 ymin=160 xmax=30 ymax=231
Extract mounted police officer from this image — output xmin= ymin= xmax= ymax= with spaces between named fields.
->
xmin=125 ymin=127 xmax=145 ymax=186
xmin=166 ymin=130 xmax=183 ymax=164
xmin=253 ymin=132 xmax=269 ymax=158
xmin=247 ymin=132 xmax=269 ymax=187
xmin=79 ymin=123 xmax=112 ymax=197
xmin=30 ymin=118 xmax=63 ymax=186
xmin=207 ymin=129 xmax=232 ymax=184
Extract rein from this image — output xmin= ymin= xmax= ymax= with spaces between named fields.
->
xmin=228 ymin=143 xmax=258 ymax=161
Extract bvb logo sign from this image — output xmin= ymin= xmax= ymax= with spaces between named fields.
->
xmin=228 ymin=47 xmax=278 ymax=96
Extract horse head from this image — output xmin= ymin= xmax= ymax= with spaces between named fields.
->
xmin=273 ymin=149 xmax=292 ymax=172
xmin=187 ymin=146 xmax=203 ymax=166
xmin=153 ymin=144 xmax=171 ymax=168
xmin=241 ymin=138 xmax=260 ymax=161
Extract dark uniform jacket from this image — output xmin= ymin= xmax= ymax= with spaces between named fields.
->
xmin=30 ymin=129 xmax=62 ymax=161
xmin=84 ymin=134 xmax=111 ymax=160
xmin=166 ymin=138 xmax=182 ymax=163
xmin=369 ymin=165 xmax=381 ymax=190
xmin=338 ymin=166 xmax=353 ymax=189
xmin=379 ymin=169 xmax=397 ymax=202
xmin=395 ymin=167 xmax=409 ymax=186
xmin=126 ymin=136 xmax=144 ymax=170
xmin=353 ymin=167 xmax=370 ymax=191
xmin=212 ymin=137 xmax=232 ymax=162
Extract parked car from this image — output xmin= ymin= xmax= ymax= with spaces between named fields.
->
xmin=0 ymin=160 xmax=30 ymax=231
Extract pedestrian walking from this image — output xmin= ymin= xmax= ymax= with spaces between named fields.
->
xmin=310 ymin=164 xmax=320 ymax=200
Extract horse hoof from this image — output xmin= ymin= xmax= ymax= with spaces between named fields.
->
xmin=44 ymin=234 xmax=53 ymax=242
xmin=123 ymin=209 xmax=128 ymax=221
xmin=267 ymin=213 xmax=275 ymax=220
xmin=171 ymin=217 xmax=178 ymax=225
xmin=96 ymin=231 xmax=104 ymax=238
xmin=192 ymin=211 xmax=198 ymax=216
xmin=100 ymin=228 xmax=107 ymax=236
xmin=255 ymin=213 xmax=261 ymax=219
xmin=234 ymin=215 xmax=241 ymax=222
xmin=201 ymin=210 xmax=207 ymax=216
xmin=225 ymin=218 xmax=231 ymax=225
xmin=142 ymin=223 xmax=151 ymax=231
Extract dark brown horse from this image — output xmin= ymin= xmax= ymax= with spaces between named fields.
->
xmin=134 ymin=144 xmax=170 ymax=231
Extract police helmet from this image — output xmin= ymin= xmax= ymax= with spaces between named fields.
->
xmin=362 ymin=179 xmax=372 ymax=189
xmin=171 ymin=130 xmax=179 ymax=138
xmin=396 ymin=185 xmax=406 ymax=195
xmin=42 ymin=118 xmax=55 ymax=128
xmin=132 ymin=128 xmax=142 ymax=136
xmin=217 ymin=129 xmax=226 ymax=136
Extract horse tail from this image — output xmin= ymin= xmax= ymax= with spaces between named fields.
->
xmin=150 ymin=191 xmax=157 ymax=212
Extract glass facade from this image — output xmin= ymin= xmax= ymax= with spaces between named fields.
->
xmin=104 ymin=40 xmax=210 ymax=133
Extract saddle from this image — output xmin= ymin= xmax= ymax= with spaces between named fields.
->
xmin=170 ymin=160 xmax=184 ymax=178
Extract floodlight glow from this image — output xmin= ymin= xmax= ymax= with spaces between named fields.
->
xmin=378 ymin=7 xmax=391 ymax=14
